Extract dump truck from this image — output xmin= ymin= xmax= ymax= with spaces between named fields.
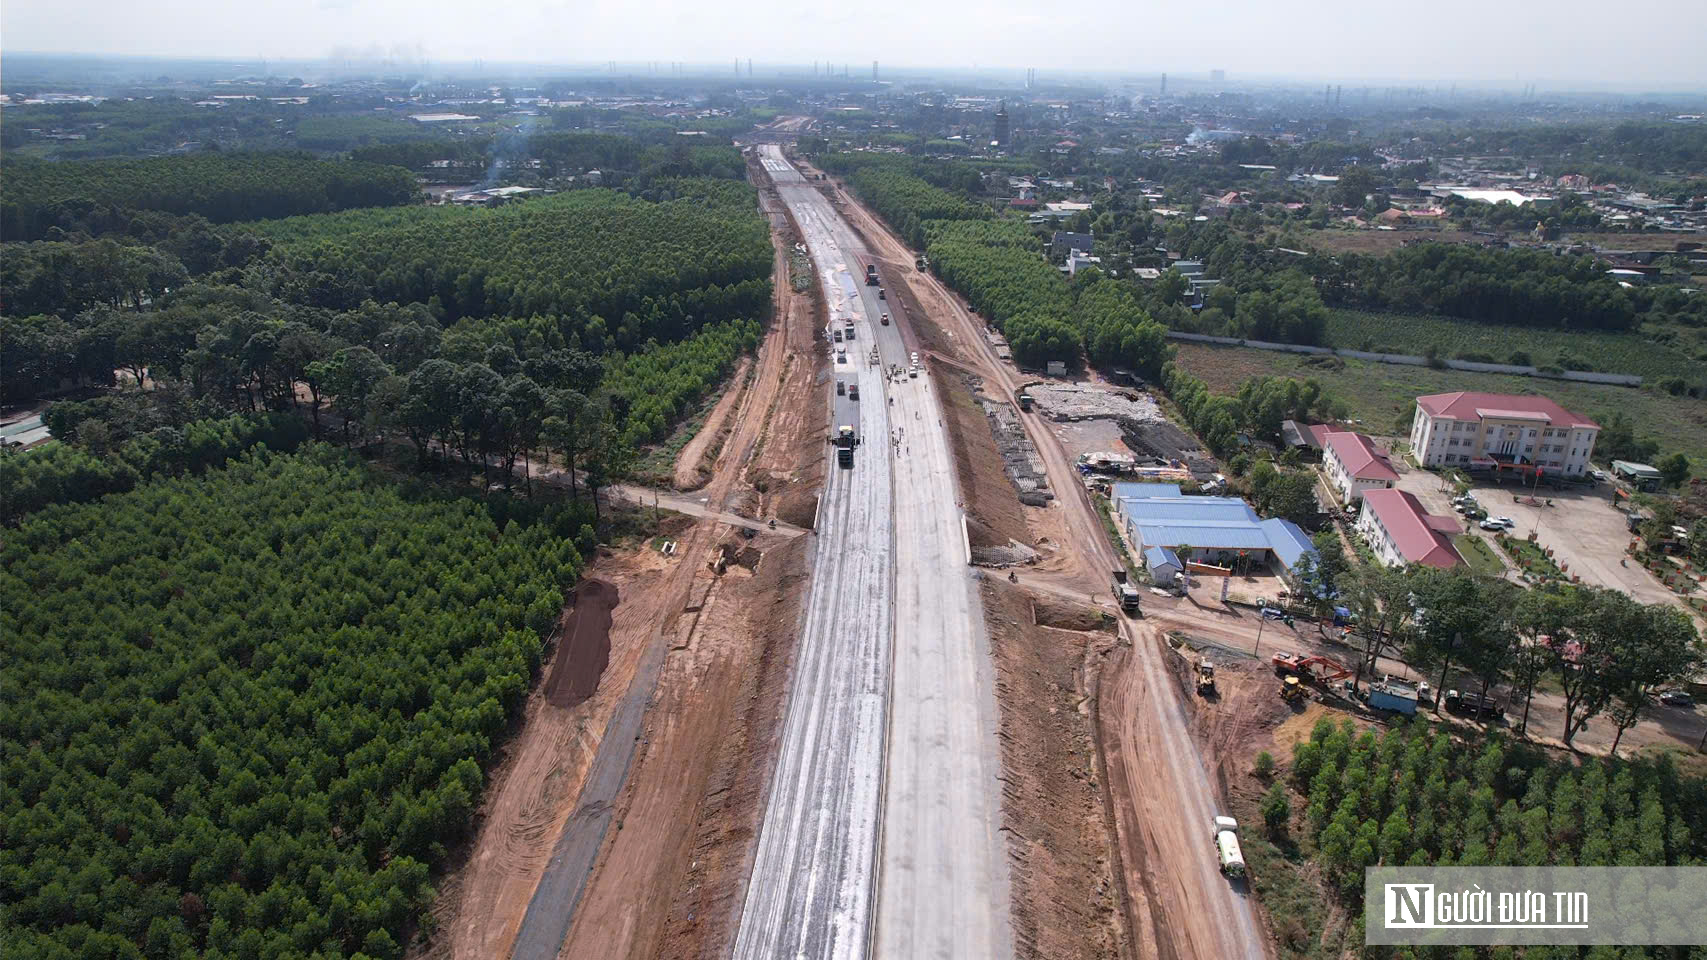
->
xmin=1212 ymin=816 xmax=1246 ymax=878
xmin=849 ymin=383 xmax=859 ymax=401
xmin=865 ymin=264 xmax=879 ymax=285
xmin=1111 ymin=570 xmax=1141 ymax=616
xmin=834 ymin=425 xmax=858 ymax=468
xmin=1445 ymin=689 xmax=1505 ymax=721
xmin=915 ymin=255 xmax=927 ymax=269
xmin=1017 ymin=390 xmax=1033 ymax=412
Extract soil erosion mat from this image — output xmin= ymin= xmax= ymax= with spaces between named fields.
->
xmin=545 ymin=578 xmax=619 ymax=708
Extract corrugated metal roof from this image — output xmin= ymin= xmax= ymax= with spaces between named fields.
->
xmin=1144 ymin=546 xmax=1181 ymax=569
xmin=1122 ymin=498 xmax=1257 ymax=522
xmin=1259 ymin=518 xmax=1317 ymax=571
xmin=1133 ymin=521 xmax=1272 ymax=550
xmin=1112 ymin=481 xmax=1181 ymax=500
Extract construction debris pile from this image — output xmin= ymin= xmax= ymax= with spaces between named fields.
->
xmin=1025 ymin=382 xmax=1160 ymax=423
xmin=975 ymin=386 xmax=1053 ymax=507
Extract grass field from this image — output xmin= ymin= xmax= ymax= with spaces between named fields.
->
xmin=1300 ymin=228 xmax=1477 ymax=256
xmin=1321 ymin=309 xmax=1706 ymax=382
xmin=1453 ymin=534 xmax=1508 ymax=577
xmin=1172 ymin=342 xmax=1707 ymax=473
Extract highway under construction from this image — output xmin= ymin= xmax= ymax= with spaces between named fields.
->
xmin=733 ymin=146 xmax=1012 ymax=960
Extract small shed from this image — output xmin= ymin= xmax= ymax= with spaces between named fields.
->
xmin=1612 ymin=460 xmax=1662 ymax=491
xmin=1144 ymin=546 xmax=1183 ymax=585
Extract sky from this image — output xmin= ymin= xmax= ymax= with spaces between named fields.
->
xmin=5 ymin=0 xmax=1707 ymax=92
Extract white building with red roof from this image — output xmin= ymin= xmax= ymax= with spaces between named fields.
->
xmin=1322 ymin=431 xmax=1399 ymax=504
xmin=1409 ymin=391 xmax=1600 ymax=478
xmin=1357 ymin=488 xmax=1464 ymax=569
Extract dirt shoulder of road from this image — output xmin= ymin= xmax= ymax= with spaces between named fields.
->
xmin=983 ymin=580 xmax=1127 ymax=960
xmin=930 ymin=360 xmax=1033 ymax=553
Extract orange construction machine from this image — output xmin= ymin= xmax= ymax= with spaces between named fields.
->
xmin=1271 ymin=652 xmax=1352 ymax=685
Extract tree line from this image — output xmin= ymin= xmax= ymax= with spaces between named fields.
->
xmin=3 ymin=152 xmax=420 ymax=240
xmin=1 ymin=447 xmax=582 ymax=959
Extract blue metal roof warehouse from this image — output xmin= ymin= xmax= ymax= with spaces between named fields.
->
xmin=1111 ymin=482 xmax=1317 ymax=579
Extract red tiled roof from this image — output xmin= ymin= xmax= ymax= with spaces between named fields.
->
xmin=1416 ymin=391 xmax=1598 ymax=430
xmin=1362 ymin=489 xmax=1462 ymax=568
xmin=1325 ymin=431 xmax=1399 ymax=483
xmin=1306 ymin=423 xmax=1339 ymax=447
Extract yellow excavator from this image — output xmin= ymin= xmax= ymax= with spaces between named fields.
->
xmin=1196 ymin=659 xmax=1216 ymax=697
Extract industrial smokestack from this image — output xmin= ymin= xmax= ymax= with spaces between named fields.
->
xmin=872 ymin=60 xmax=879 ymax=81
xmin=1160 ymin=72 xmax=1167 ymax=95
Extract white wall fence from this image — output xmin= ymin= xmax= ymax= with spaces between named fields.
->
xmin=1164 ymin=331 xmax=1645 ymax=387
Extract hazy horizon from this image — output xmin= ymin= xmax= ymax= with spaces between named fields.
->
xmin=5 ymin=0 xmax=1707 ymax=94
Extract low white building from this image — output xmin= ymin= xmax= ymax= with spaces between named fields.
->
xmin=1322 ymin=431 xmax=1397 ymax=504
xmin=1409 ymin=391 xmax=1599 ymax=478
xmin=1357 ymin=489 xmax=1463 ymax=569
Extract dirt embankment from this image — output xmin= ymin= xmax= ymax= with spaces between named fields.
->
xmin=544 ymin=579 xmax=618 ymax=708
xmin=983 ymin=580 xmax=1126 ymax=960
xmin=673 ymin=358 xmax=753 ymax=491
xmin=555 ymin=530 xmax=808 ymax=960
xmin=930 ymin=361 xmax=1033 ymax=557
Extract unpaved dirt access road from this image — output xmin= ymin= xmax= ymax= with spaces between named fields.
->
xmin=812 ymin=153 xmax=1270 ymax=959
xmin=735 ymin=145 xmax=1011 ymax=960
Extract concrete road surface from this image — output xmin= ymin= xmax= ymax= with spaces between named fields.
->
xmin=735 ymin=146 xmax=1011 ymax=960
xmin=733 ymin=148 xmax=897 ymax=960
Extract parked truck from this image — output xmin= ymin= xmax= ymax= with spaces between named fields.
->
xmin=1445 ymin=689 xmax=1506 ymax=721
xmin=1213 ymin=816 xmax=1246 ymax=878
xmin=834 ymin=425 xmax=858 ymax=468
xmin=1111 ymin=570 xmax=1141 ymax=616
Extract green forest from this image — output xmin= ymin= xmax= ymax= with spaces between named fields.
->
xmin=1255 ymin=718 xmax=1707 ymax=959
xmin=0 ymin=448 xmax=582 ymax=959
xmin=2 ymin=153 xmax=420 ymax=239
xmin=0 ymin=124 xmax=777 ymax=957
xmin=252 ymin=185 xmax=770 ymax=329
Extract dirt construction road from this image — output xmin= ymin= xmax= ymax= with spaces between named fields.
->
xmin=1104 ymin=625 xmax=1269 ymax=960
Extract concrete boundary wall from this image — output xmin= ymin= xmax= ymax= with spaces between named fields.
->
xmin=1164 ymin=331 xmax=1645 ymax=387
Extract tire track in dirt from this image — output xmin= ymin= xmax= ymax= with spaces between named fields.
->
xmin=673 ymin=357 xmax=752 ymax=491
